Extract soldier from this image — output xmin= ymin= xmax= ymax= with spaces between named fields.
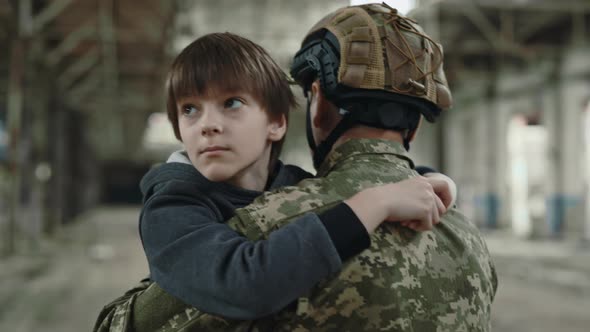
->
xmin=208 ymin=3 xmax=495 ymax=331
xmin=261 ymin=3 xmax=496 ymax=330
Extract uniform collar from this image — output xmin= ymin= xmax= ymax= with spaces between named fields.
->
xmin=317 ymin=138 xmax=414 ymax=176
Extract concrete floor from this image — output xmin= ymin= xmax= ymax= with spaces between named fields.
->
xmin=486 ymin=234 xmax=590 ymax=332
xmin=0 ymin=206 xmax=589 ymax=332
xmin=0 ymin=207 xmax=148 ymax=332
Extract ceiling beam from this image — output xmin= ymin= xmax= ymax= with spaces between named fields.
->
xmin=119 ymin=0 xmax=166 ymax=43
xmin=478 ymin=0 xmax=590 ymax=12
xmin=0 ymin=1 xmax=15 ymax=36
xmin=64 ymin=67 xmax=102 ymax=107
xmin=98 ymin=0 xmax=118 ymax=108
xmin=32 ymin=0 xmax=74 ymax=33
xmin=572 ymin=10 xmax=587 ymax=45
xmin=515 ymin=13 xmax=565 ymax=42
xmin=56 ymin=46 xmax=100 ymax=90
xmin=46 ymin=18 xmax=96 ymax=66
xmin=460 ymin=1 xmax=529 ymax=58
xmin=17 ymin=0 xmax=33 ymax=37
xmin=68 ymin=94 xmax=155 ymax=113
xmin=445 ymin=0 xmax=590 ymax=12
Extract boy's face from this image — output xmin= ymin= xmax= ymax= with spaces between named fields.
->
xmin=177 ymin=89 xmax=285 ymax=189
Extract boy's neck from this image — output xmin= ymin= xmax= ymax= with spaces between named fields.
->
xmin=227 ymin=168 xmax=269 ymax=192
xmin=225 ymin=152 xmax=271 ymax=192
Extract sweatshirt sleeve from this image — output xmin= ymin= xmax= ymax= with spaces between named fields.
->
xmin=414 ymin=165 xmax=437 ymax=175
xmin=140 ymin=182 xmax=369 ymax=320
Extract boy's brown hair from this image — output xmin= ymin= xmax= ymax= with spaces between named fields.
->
xmin=166 ymin=32 xmax=297 ymax=171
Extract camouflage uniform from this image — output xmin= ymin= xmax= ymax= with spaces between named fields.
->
xmin=231 ymin=139 xmax=497 ymax=331
xmin=95 ymin=138 xmax=497 ymax=332
xmin=94 ymin=278 xmax=151 ymax=332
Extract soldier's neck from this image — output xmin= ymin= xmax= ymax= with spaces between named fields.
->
xmin=334 ymin=125 xmax=404 ymax=149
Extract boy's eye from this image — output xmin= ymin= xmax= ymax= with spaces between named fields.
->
xmin=182 ymin=104 xmax=199 ymax=116
xmin=224 ymin=98 xmax=244 ymax=109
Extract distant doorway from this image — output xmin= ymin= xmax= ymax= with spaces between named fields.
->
xmin=506 ymin=113 xmax=548 ymax=238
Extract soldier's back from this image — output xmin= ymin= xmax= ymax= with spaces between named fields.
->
xmin=244 ymin=147 xmax=497 ymax=332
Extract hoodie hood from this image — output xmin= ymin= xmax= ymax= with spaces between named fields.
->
xmin=140 ymin=152 xmax=312 ymax=205
xmin=166 ymin=150 xmax=192 ymax=165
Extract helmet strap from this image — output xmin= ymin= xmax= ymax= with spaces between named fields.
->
xmin=402 ymin=130 xmax=411 ymax=151
xmin=308 ymin=106 xmax=357 ymax=170
xmin=305 ymin=97 xmax=317 ymax=152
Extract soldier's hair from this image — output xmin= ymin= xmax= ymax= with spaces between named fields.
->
xmin=166 ymin=32 xmax=297 ymax=171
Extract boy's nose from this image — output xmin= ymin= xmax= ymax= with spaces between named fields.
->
xmin=200 ymin=116 xmax=223 ymax=136
xmin=199 ymin=108 xmax=224 ymax=136
xmin=201 ymin=123 xmax=223 ymax=136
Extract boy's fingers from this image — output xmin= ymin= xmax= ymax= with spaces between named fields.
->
xmin=435 ymin=195 xmax=446 ymax=217
xmin=431 ymin=197 xmax=439 ymax=227
xmin=425 ymin=177 xmax=452 ymax=208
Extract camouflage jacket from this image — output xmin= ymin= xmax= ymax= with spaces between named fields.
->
xmin=95 ymin=138 xmax=497 ymax=332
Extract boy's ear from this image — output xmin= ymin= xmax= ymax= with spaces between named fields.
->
xmin=268 ymin=114 xmax=287 ymax=142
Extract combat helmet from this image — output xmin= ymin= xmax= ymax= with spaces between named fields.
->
xmin=290 ymin=2 xmax=452 ymax=168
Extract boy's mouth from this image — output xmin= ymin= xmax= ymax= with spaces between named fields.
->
xmin=200 ymin=146 xmax=230 ymax=154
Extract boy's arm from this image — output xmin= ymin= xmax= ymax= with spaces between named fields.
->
xmin=141 ymin=172 xmax=454 ymax=320
xmin=141 ymin=182 xmax=367 ymax=320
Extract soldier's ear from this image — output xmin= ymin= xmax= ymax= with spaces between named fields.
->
xmin=408 ymin=116 xmax=423 ymax=142
xmin=311 ymin=81 xmax=339 ymax=130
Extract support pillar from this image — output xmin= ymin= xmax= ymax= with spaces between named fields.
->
xmin=557 ymin=47 xmax=589 ymax=238
xmin=583 ymin=101 xmax=590 ymax=241
xmin=3 ymin=0 xmax=30 ymax=254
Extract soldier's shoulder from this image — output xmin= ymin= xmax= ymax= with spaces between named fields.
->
xmin=444 ymin=208 xmax=478 ymax=230
xmin=256 ymin=177 xmax=326 ymax=204
xmin=441 ymin=207 xmax=493 ymax=256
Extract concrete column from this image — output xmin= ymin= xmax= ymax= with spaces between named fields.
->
xmin=443 ymin=76 xmax=490 ymax=227
xmin=506 ymin=111 xmax=532 ymax=237
xmin=409 ymin=118 xmax=441 ymax=170
xmin=560 ymin=46 xmax=590 ymax=239
xmin=4 ymin=35 xmax=28 ymax=255
xmin=461 ymin=74 xmax=501 ymax=230
xmin=497 ymin=61 xmax=556 ymax=238
xmin=31 ymin=65 xmax=53 ymax=241
xmin=494 ymin=88 xmax=511 ymax=229
xmin=3 ymin=38 xmax=24 ymax=256
xmin=542 ymin=75 xmax=562 ymax=238
xmin=483 ymin=81 xmax=503 ymax=230
xmin=452 ymin=104 xmax=478 ymax=223
xmin=584 ymin=102 xmax=590 ymax=241
xmin=472 ymin=98 xmax=491 ymax=228
xmin=442 ymin=107 xmax=467 ymax=189
xmin=46 ymin=105 xmax=67 ymax=234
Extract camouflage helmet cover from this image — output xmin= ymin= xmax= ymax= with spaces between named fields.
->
xmin=297 ymin=2 xmax=452 ymax=111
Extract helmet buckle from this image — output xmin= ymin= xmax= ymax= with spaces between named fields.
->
xmin=407 ymin=79 xmax=426 ymax=95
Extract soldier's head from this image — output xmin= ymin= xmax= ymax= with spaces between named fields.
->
xmin=166 ymin=33 xmax=296 ymax=182
xmin=290 ymin=3 xmax=452 ymax=169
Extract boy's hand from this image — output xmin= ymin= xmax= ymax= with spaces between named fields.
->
xmin=345 ymin=177 xmax=447 ymax=234
xmin=379 ymin=177 xmax=446 ymax=227
xmin=399 ymin=174 xmax=456 ymax=231
xmin=422 ymin=172 xmax=457 ymax=209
